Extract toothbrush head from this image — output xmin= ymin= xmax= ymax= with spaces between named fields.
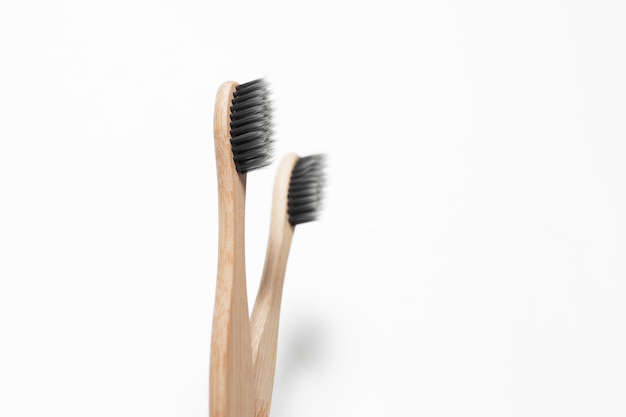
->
xmin=229 ymin=78 xmax=275 ymax=173
xmin=287 ymin=154 xmax=327 ymax=226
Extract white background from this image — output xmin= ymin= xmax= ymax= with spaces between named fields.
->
xmin=1 ymin=1 xmax=625 ymax=416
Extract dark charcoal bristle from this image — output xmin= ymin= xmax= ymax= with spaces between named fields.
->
xmin=229 ymin=78 xmax=274 ymax=173
xmin=288 ymin=155 xmax=327 ymax=226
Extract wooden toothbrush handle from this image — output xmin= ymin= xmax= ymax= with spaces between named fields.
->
xmin=210 ymin=81 xmax=254 ymax=417
xmin=250 ymin=154 xmax=299 ymax=417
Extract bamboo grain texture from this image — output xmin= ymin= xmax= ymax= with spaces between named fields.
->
xmin=210 ymin=81 xmax=255 ymax=417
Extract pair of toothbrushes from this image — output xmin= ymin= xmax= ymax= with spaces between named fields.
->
xmin=209 ymin=79 xmax=326 ymax=417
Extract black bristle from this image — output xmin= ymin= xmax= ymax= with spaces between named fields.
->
xmin=288 ymin=155 xmax=327 ymax=226
xmin=229 ymin=78 xmax=274 ymax=173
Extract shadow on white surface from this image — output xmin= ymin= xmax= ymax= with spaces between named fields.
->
xmin=270 ymin=316 xmax=329 ymax=417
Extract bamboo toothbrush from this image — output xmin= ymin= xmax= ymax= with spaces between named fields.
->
xmin=250 ymin=154 xmax=326 ymax=417
xmin=210 ymin=79 xmax=274 ymax=417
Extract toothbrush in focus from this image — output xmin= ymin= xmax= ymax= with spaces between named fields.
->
xmin=210 ymin=79 xmax=274 ymax=417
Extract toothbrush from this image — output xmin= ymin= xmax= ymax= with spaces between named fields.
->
xmin=210 ymin=79 xmax=274 ymax=417
xmin=250 ymin=154 xmax=326 ymax=417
